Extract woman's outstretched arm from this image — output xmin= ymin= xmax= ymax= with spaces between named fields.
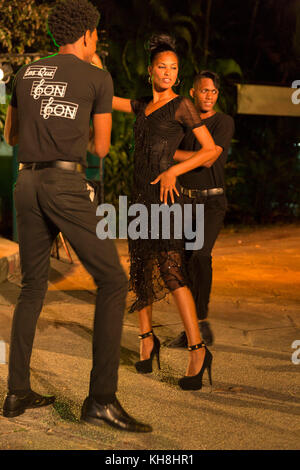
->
xmin=112 ymin=96 xmax=133 ymax=113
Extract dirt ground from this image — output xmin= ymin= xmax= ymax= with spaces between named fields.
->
xmin=47 ymin=223 xmax=300 ymax=310
xmin=0 ymin=224 xmax=299 ymax=450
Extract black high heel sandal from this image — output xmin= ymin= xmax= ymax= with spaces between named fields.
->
xmin=178 ymin=341 xmax=213 ymax=390
xmin=135 ymin=330 xmax=161 ymax=374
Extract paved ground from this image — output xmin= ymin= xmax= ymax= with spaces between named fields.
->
xmin=0 ymin=224 xmax=299 ymax=451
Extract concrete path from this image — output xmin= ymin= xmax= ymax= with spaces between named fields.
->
xmin=0 ymin=225 xmax=299 ymax=450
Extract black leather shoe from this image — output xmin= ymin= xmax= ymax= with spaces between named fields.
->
xmin=166 ymin=330 xmax=188 ymax=348
xmin=3 ymin=390 xmax=56 ymax=418
xmin=80 ymin=396 xmax=152 ymax=433
xmin=200 ymin=321 xmax=214 ymax=346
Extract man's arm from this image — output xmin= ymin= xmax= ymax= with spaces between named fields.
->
xmin=4 ymin=105 xmax=18 ymax=146
xmin=92 ymin=113 xmax=112 ymax=158
xmin=204 ymin=115 xmax=235 ymax=166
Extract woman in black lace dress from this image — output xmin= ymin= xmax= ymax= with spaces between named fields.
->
xmin=113 ymin=34 xmax=216 ymax=389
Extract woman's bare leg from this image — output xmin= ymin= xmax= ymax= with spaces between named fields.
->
xmin=172 ymin=286 xmax=205 ymax=376
xmin=137 ymin=305 xmax=154 ymax=360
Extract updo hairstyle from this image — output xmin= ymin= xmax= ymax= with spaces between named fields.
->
xmin=146 ymin=33 xmax=178 ymax=64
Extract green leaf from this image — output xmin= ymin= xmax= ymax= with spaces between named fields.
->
xmin=215 ymin=59 xmax=243 ymax=77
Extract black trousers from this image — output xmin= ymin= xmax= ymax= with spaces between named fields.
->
xmin=183 ymin=193 xmax=227 ymax=320
xmin=9 ymin=167 xmax=128 ymax=402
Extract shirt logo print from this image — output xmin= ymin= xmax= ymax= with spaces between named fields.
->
xmin=24 ymin=66 xmax=58 ymax=79
xmin=23 ymin=63 xmax=79 ymax=121
xmin=40 ymin=97 xmax=78 ymax=120
xmin=31 ymin=79 xmax=68 ymax=100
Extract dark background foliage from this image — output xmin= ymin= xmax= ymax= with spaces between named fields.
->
xmin=99 ymin=0 xmax=300 ymax=224
xmin=0 ymin=0 xmax=299 ymax=229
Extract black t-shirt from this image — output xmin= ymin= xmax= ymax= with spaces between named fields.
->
xmin=178 ymin=112 xmax=234 ymax=190
xmin=10 ymin=53 xmax=113 ymax=165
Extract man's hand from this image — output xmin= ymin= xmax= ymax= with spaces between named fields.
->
xmin=151 ymin=167 xmax=179 ymax=204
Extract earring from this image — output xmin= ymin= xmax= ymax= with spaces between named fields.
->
xmin=174 ymin=78 xmax=181 ymax=87
xmin=148 ymin=75 xmax=152 ymax=85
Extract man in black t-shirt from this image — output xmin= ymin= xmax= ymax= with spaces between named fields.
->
xmin=2 ymin=0 xmax=151 ymax=433
xmin=168 ymin=71 xmax=234 ymax=348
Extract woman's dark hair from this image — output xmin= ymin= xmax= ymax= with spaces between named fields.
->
xmin=194 ymin=70 xmax=220 ymax=90
xmin=146 ymin=33 xmax=178 ymax=64
xmin=47 ymin=0 xmax=100 ymax=47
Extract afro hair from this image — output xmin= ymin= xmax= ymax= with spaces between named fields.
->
xmin=47 ymin=0 xmax=100 ymax=47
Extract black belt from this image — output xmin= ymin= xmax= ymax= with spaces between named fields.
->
xmin=180 ymin=186 xmax=224 ymax=198
xmin=19 ymin=161 xmax=84 ymax=173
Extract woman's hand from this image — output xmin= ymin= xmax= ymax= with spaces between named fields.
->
xmin=91 ymin=53 xmax=103 ymax=68
xmin=151 ymin=167 xmax=179 ymax=204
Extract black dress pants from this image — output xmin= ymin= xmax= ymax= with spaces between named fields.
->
xmin=9 ymin=167 xmax=128 ymax=402
xmin=184 ymin=193 xmax=227 ymax=320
